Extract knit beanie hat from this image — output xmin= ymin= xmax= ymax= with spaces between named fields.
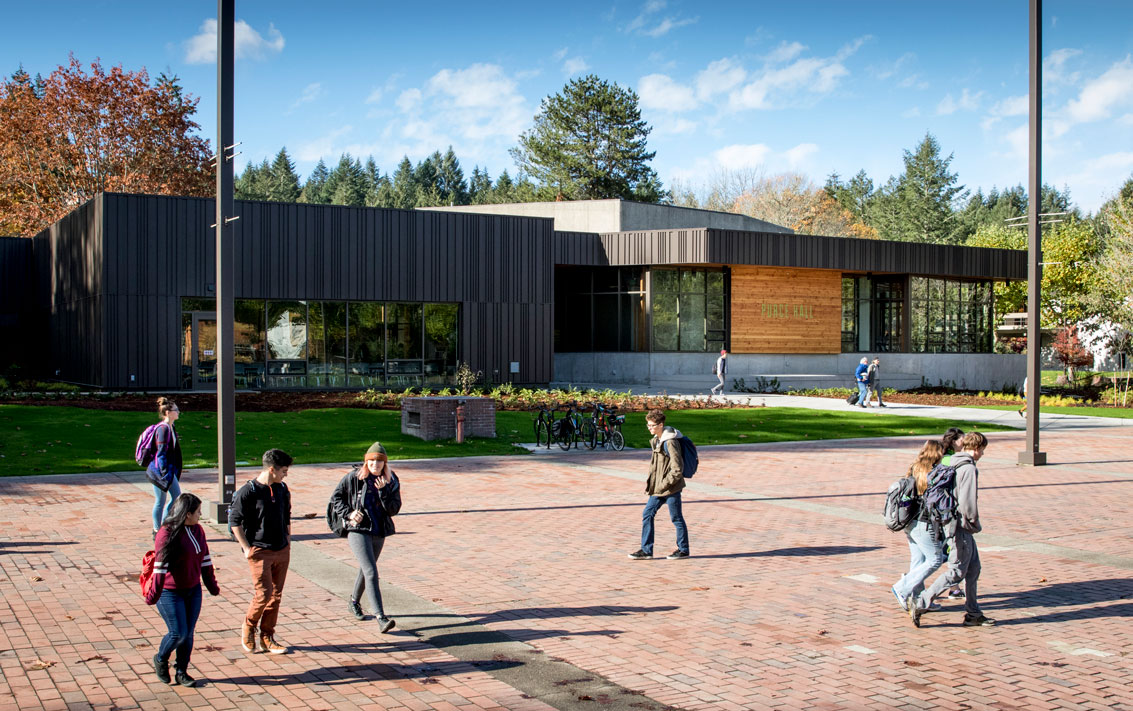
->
xmin=365 ymin=442 xmax=387 ymax=460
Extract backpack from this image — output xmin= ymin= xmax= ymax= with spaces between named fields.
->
xmin=139 ymin=549 xmax=156 ymax=597
xmin=134 ymin=423 xmax=166 ymax=467
xmin=883 ymin=476 xmax=919 ymax=531
xmin=670 ymin=434 xmax=699 ymax=478
xmin=921 ymin=463 xmax=959 ymax=536
xmin=326 ymin=468 xmax=362 ymax=538
xmin=712 ymin=363 xmax=718 ymax=375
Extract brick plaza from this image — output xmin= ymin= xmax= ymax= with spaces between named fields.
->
xmin=1 ymin=424 xmax=1131 ymax=710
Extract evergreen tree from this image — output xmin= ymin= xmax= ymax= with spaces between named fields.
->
xmin=438 ymin=147 xmax=468 ymax=205
xmin=324 ymin=153 xmax=367 ymax=206
xmin=362 ymin=156 xmax=384 ymax=206
xmin=468 ymin=166 xmax=493 ymax=204
xmin=510 ymin=74 xmax=663 ymax=202
xmin=234 ymin=159 xmax=272 ymax=200
xmin=824 ymin=170 xmax=875 ymax=224
xmin=299 ymin=159 xmax=330 ymax=204
xmin=389 ymin=156 xmax=418 ymax=209
xmin=266 ymin=148 xmax=301 ymax=202
xmin=492 ymin=170 xmax=515 ymax=203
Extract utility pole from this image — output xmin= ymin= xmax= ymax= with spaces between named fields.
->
xmin=207 ymin=0 xmax=238 ymax=521
xmin=1019 ymin=0 xmax=1047 ymax=466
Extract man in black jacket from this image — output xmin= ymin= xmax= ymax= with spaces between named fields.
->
xmin=231 ymin=448 xmax=293 ymax=654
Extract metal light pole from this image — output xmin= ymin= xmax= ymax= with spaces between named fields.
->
xmin=207 ymin=0 xmax=238 ymax=521
xmin=1019 ymin=0 xmax=1047 ymax=466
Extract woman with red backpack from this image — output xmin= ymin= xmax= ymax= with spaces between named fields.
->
xmin=144 ymin=493 xmax=220 ymax=687
xmin=146 ymin=397 xmax=183 ymax=538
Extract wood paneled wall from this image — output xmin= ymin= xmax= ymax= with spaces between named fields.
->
xmin=730 ymin=266 xmax=842 ymax=354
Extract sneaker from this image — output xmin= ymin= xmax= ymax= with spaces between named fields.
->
xmin=174 ymin=670 xmax=197 ymax=687
xmin=241 ymin=624 xmax=257 ymax=653
xmin=153 ymin=654 xmax=171 ymax=684
xmin=879 ymin=404 xmax=887 ymax=408
xmin=925 ymin=601 xmax=942 ymax=612
xmin=259 ymin=633 xmax=288 ymax=655
xmin=891 ymin=587 xmax=908 ymax=611
xmin=907 ymin=595 xmax=922 ymax=628
xmin=666 ymin=550 xmax=690 ymax=560
xmin=963 ymin=614 xmax=996 ymax=627
xmin=1018 ymin=408 xmax=1025 ymax=418
xmin=947 ymin=588 xmax=965 ymax=599
xmin=349 ymin=599 xmax=365 ymax=620
xmin=627 ymin=549 xmax=652 ymax=560
xmin=378 ymin=616 xmax=396 ymax=633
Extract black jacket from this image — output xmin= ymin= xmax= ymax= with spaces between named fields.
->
xmin=329 ymin=467 xmax=402 ymax=537
xmin=230 ymin=479 xmax=291 ymax=550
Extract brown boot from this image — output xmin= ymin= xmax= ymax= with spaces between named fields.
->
xmin=241 ymin=623 xmax=257 ymax=653
xmin=259 ymin=632 xmax=288 ymax=655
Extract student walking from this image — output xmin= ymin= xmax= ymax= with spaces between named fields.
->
xmin=854 ymin=358 xmax=870 ymax=407
xmin=628 ymin=409 xmax=690 ymax=560
xmin=231 ymin=449 xmax=294 ymax=654
xmin=145 ymin=493 xmax=220 ymax=687
xmin=890 ymin=441 xmax=945 ymax=611
xmin=146 ymin=397 xmax=183 ymax=537
xmin=940 ymin=427 xmax=966 ymax=601
xmin=866 ymin=358 xmax=886 ymax=407
xmin=710 ymin=349 xmax=728 ymax=395
xmin=910 ymin=432 xmax=994 ymax=628
xmin=329 ymin=442 xmax=402 ymax=633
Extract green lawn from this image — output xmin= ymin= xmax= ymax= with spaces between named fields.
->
xmin=970 ymin=404 xmax=1133 ymax=419
xmin=0 ymin=404 xmax=1015 ymax=477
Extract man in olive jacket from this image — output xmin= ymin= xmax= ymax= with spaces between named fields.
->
xmin=628 ymin=409 xmax=690 ymax=560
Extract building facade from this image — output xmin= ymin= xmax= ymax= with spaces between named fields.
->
xmin=1 ymin=194 xmax=1027 ymax=392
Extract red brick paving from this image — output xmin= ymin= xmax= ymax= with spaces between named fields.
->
xmin=1 ymin=425 xmax=1131 ymax=710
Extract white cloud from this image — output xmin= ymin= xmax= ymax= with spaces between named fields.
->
xmin=1003 ymin=123 xmax=1028 ymax=163
xmin=563 ymin=57 xmax=589 ymax=76
xmin=901 ymin=107 xmax=921 ymax=118
xmin=1065 ymin=56 xmax=1133 ymax=124
xmin=365 ymin=88 xmax=383 ymax=105
xmin=1060 ymin=151 xmax=1133 ymax=212
xmin=184 ymin=18 xmax=285 ymax=64
xmin=1043 ymin=48 xmax=1082 ymax=86
xmin=936 ymin=88 xmax=983 ymax=115
xmin=784 ymin=143 xmax=819 ymax=167
xmin=695 ymin=58 xmax=746 ymax=100
xmin=1119 ymin=113 xmax=1133 ymax=126
xmin=396 ymin=88 xmax=422 ymax=112
xmin=624 ymin=0 xmax=698 ymax=37
xmin=981 ymin=94 xmax=1028 ymax=130
xmin=713 ymin=143 xmax=773 ymax=170
xmin=289 ymin=83 xmax=321 ymax=111
xmin=553 ymin=47 xmax=569 ymax=62
xmin=728 ymin=38 xmax=865 ymax=111
xmin=765 ymin=41 xmax=806 ymax=64
xmin=638 ymin=74 xmax=698 ymax=113
xmin=295 ymin=125 xmax=353 ymax=162
xmin=872 ymin=52 xmax=914 ymax=81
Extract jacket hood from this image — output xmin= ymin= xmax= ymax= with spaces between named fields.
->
xmin=658 ymin=426 xmax=682 ymax=443
xmin=951 ymin=452 xmax=976 ymax=468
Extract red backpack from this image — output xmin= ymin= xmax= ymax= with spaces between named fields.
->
xmin=139 ymin=550 xmax=156 ymax=597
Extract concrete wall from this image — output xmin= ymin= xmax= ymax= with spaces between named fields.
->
xmin=554 ymin=352 xmax=1026 ymax=392
xmin=421 ymin=200 xmax=793 ymax=234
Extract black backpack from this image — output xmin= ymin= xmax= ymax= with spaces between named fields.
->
xmin=883 ymin=476 xmax=918 ymax=531
xmin=668 ymin=434 xmax=699 ymax=478
xmin=921 ymin=463 xmax=959 ymax=536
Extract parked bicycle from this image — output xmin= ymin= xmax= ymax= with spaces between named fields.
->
xmin=591 ymin=401 xmax=625 ymax=451
xmin=532 ymin=402 xmax=559 ymax=449
xmin=553 ymin=401 xmax=595 ymax=450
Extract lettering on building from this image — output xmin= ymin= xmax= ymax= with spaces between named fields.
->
xmin=760 ymin=303 xmax=814 ymax=320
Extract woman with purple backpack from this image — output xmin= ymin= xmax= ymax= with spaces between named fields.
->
xmin=146 ymin=397 xmax=184 ymax=538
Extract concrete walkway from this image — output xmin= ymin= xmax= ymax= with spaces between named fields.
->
xmin=2 ymin=422 xmax=1133 ymax=710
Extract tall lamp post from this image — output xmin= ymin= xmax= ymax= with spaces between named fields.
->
xmin=206 ymin=0 xmax=238 ymax=521
xmin=1019 ymin=0 xmax=1047 ymax=466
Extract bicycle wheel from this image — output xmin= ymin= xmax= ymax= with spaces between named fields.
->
xmin=534 ymin=419 xmax=548 ymax=447
xmin=609 ymin=429 xmax=625 ymax=451
xmin=580 ymin=419 xmax=597 ymax=450
xmin=556 ymin=424 xmax=572 ymax=450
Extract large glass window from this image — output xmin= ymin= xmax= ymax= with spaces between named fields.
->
xmin=309 ymin=302 xmax=347 ymax=387
xmin=424 ymin=303 xmax=459 ymax=385
xmin=554 ymin=266 xmax=648 ymax=352
xmin=651 ymin=267 xmax=726 ymax=352
xmin=840 ymin=277 xmax=902 ymax=352
xmin=234 ymin=300 xmax=265 ymax=388
xmin=348 ymin=302 xmax=384 ymax=387
xmin=265 ymin=301 xmax=307 ymax=387
xmin=909 ymin=277 xmax=994 ymax=353
xmin=387 ymin=303 xmax=423 ymax=387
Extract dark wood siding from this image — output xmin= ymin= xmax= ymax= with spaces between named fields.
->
xmin=555 ymin=228 xmax=1026 ymax=281
xmin=40 ymin=193 xmax=554 ymax=388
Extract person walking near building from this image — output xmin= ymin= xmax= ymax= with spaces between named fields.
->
xmin=710 ymin=349 xmax=728 ymax=395
xmin=147 ymin=397 xmax=183 ymax=538
xmin=854 ymin=358 xmax=870 ymax=407
xmin=1018 ymin=376 xmax=1028 ymax=418
xmin=329 ymin=442 xmax=402 ymax=633
xmin=866 ymin=358 xmax=886 ymax=407
xmin=145 ymin=493 xmax=220 ymax=687
xmin=628 ymin=409 xmax=689 ymax=560
xmin=890 ymin=441 xmax=945 ymax=612
xmin=231 ymin=448 xmax=294 ymax=654
xmin=910 ymin=432 xmax=994 ymax=628
xmin=940 ymin=427 xmax=966 ymax=602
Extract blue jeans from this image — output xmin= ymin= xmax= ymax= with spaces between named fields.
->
xmin=892 ymin=520 xmax=943 ymax=600
xmin=856 ymin=381 xmax=869 ymax=405
xmin=156 ymin=585 xmax=202 ymax=671
xmin=641 ymin=494 xmax=689 ymax=555
xmin=151 ymin=477 xmax=182 ymax=530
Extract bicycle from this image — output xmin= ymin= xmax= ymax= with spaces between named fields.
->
xmin=592 ymin=402 xmax=625 ymax=451
xmin=554 ymin=401 xmax=595 ymax=450
xmin=532 ymin=402 xmax=558 ymax=449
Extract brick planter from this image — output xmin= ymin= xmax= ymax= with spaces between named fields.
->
xmin=401 ymin=396 xmax=496 ymax=441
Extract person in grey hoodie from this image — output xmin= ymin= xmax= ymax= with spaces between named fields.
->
xmin=909 ymin=431 xmax=994 ymax=627
xmin=627 ymin=409 xmax=689 ymax=560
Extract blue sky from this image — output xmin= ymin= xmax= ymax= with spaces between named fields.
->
xmin=5 ymin=1 xmax=1132 ymax=212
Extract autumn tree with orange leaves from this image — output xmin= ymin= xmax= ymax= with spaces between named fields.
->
xmin=0 ymin=56 xmax=213 ymax=236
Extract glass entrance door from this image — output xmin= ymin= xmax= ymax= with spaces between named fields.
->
xmin=192 ymin=311 xmax=218 ymax=390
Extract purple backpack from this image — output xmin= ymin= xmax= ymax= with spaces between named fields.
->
xmin=135 ymin=423 xmax=166 ymax=467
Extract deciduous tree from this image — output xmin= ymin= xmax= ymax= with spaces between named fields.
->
xmin=0 ymin=56 xmax=212 ymax=236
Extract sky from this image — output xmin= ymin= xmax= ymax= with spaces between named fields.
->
xmin=4 ymin=1 xmax=1132 ymax=213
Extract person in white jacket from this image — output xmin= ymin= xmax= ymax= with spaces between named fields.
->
xmin=710 ymin=349 xmax=728 ymax=395
xmin=909 ymin=432 xmax=994 ymax=628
